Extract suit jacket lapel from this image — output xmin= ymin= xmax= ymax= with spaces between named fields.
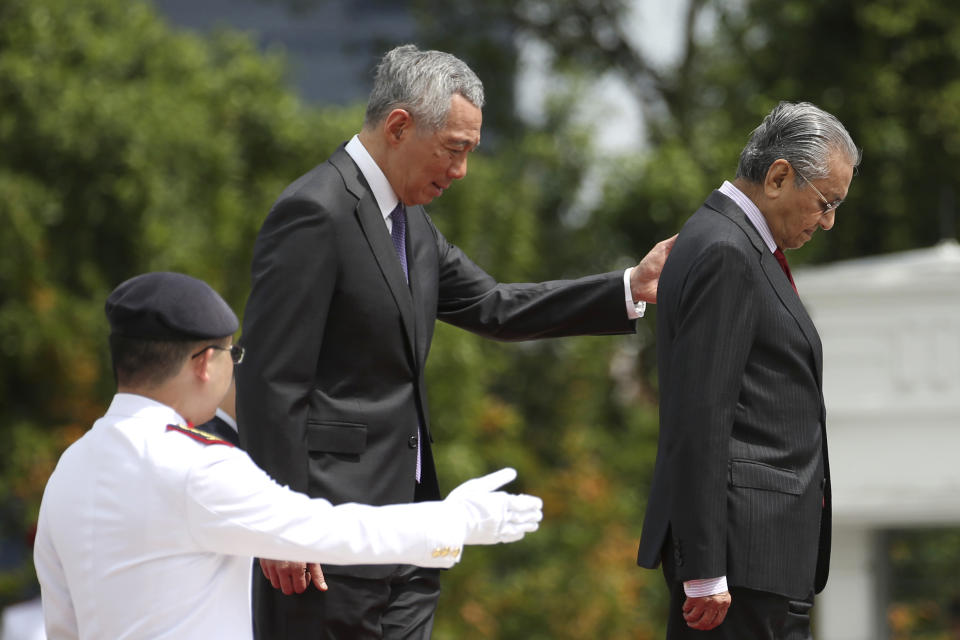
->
xmin=330 ymin=149 xmax=418 ymax=363
xmin=705 ymin=191 xmax=824 ymax=386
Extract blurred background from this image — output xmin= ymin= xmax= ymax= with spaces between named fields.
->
xmin=1 ymin=0 xmax=959 ymax=638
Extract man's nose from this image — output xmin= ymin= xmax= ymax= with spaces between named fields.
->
xmin=820 ymin=209 xmax=835 ymax=231
xmin=449 ymin=155 xmax=468 ymax=180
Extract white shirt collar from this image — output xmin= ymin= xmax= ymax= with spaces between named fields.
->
xmin=344 ymin=135 xmax=400 ymax=223
xmin=106 ymin=393 xmax=186 ymax=427
xmin=718 ymin=180 xmax=778 ymax=254
xmin=214 ymin=408 xmax=238 ymax=433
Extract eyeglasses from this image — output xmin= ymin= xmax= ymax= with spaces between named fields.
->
xmin=793 ymin=166 xmax=842 ymax=214
xmin=190 ymin=343 xmax=245 ymax=365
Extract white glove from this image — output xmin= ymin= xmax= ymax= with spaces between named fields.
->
xmin=445 ymin=467 xmax=543 ymax=545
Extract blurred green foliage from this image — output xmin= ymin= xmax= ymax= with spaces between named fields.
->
xmin=887 ymin=528 xmax=960 ymax=640
xmin=407 ymin=0 xmax=960 ymax=263
xmin=4 ymin=0 xmax=960 ymax=637
xmin=0 ymin=0 xmax=360 ymax=603
xmin=596 ymin=0 xmax=960 ymax=268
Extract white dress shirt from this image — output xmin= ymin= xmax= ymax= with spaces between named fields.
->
xmin=34 ymin=394 xmax=468 ymax=640
xmin=719 ymin=180 xmax=778 ymax=253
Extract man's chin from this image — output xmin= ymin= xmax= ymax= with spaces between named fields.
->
xmin=787 ymin=234 xmax=815 ymax=250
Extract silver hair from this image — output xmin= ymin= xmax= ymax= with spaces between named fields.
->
xmin=363 ymin=44 xmax=485 ymax=133
xmin=736 ymin=101 xmax=861 ymax=185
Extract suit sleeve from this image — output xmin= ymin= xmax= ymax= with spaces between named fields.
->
xmin=662 ymin=241 xmax=757 ymax=581
xmin=237 ymin=197 xmax=337 ymax=492
xmin=430 ymin=222 xmax=636 ymax=339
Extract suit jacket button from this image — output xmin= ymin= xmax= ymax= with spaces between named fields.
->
xmin=408 ymin=435 xmax=418 ymax=449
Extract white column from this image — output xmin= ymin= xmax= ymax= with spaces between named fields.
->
xmin=816 ymin=524 xmax=883 ymax=640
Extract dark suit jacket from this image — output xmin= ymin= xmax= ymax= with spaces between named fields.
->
xmin=196 ymin=414 xmax=240 ymax=447
xmin=636 ymin=190 xmax=832 ymax=600
xmin=237 ymin=144 xmax=636 ymax=581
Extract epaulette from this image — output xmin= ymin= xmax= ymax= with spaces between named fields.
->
xmin=166 ymin=423 xmax=235 ymax=447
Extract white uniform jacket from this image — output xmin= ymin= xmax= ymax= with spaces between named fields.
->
xmin=34 ymin=394 xmax=467 ymax=640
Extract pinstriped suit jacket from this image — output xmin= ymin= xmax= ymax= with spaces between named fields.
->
xmin=637 ymin=190 xmax=832 ymax=600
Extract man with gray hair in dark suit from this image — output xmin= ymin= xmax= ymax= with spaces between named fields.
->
xmin=239 ymin=42 xmax=674 ymax=639
xmin=636 ymin=101 xmax=860 ymax=639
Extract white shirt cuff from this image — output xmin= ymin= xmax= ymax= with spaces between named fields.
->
xmin=623 ymin=268 xmax=646 ymax=319
xmin=683 ymin=576 xmax=729 ymax=598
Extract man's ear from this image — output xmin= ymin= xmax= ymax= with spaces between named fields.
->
xmin=384 ymin=108 xmax=413 ymax=147
xmin=189 ymin=348 xmax=212 ymax=383
xmin=763 ymin=159 xmax=791 ymax=199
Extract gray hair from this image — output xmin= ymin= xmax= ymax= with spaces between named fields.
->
xmin=736 ymin=101 xmax=861 ymax=185
xmin=363 ymin=44 xmax=485 ymax=133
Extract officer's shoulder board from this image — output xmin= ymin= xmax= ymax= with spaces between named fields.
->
xmin=166 ymin=423 xmax=235 ymax=447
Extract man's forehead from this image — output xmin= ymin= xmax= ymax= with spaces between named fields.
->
xmin=826 ymin=159 xmax=855 ymax=199
xmin=439 ymin=95 xmax=482 ymax=143
xmin=442 ymin=131 xmax=480 ymax=149
xmin=434 ymin=117 xmax=480 ymax=147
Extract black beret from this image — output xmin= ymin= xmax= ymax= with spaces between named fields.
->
xmin=105 ymin=272 xmax=238 ymax=340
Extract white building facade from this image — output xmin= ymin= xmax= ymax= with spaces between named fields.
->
xmin=795 ymin=240 xmax=960 ymax=639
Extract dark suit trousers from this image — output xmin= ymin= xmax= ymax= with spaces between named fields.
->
xmin=253 ymin=564 xmax=440 ymax=640
xmin=661 ymin=543 xmax=814 ymax=640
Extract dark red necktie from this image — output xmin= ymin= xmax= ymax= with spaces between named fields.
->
xmin=773 ymin=248 xmax=797 ymax=294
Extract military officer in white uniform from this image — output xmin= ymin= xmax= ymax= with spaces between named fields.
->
xmin=33 ymin=272 xmax=542 ymax=640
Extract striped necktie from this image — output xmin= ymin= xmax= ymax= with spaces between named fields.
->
xmin=390 ymin=203 xmax=408 ymax=283
xmin=390 ymin=203 xmax=419 ymax=480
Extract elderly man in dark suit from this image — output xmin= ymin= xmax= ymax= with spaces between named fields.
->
xmin=238 ymin=43 xmax=673 ymax=639
xmin=636 ymin=101 xmax=860 ymax=639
